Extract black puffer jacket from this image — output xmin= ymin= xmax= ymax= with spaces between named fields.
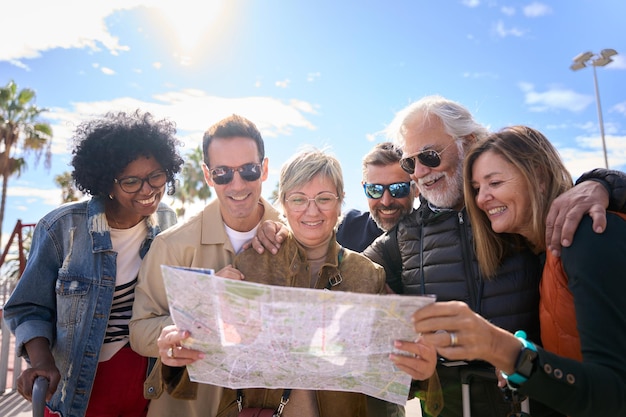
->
xmin=364 ymin=198 xmax=561 ymax=417
xmin=366 ymin=199 xmax=541 ymax=339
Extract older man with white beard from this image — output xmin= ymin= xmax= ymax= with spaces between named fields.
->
xmin=363 ymin=95 xmax=563 ymax=417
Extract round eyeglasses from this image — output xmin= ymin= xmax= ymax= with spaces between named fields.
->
xmin=285 ymin=192 xmax=339 ymax=212
xmin=209 ymin=163 xmax=262 ymax=185
xmin=363 ymin=182 xmax=411 ymax=199
xmin=399 ymin=141 xmax=456 ymax=173
xmin=114 ymin=170 xmax=167 ymax=193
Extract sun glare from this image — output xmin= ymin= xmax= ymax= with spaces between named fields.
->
xmin=149 ymin=0 xmax=227 ymax=65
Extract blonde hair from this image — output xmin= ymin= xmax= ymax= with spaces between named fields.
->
xmin=463 ymin=126 xmax=573 ymax=277
xmin=278 ymin=146 xmax=344 ymax=210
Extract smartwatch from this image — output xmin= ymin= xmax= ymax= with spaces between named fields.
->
xmin=501 ymin=330 xmax=538 ymax=387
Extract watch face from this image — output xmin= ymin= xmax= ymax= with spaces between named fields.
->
xmin=517 ymin=348 xmax=538 ymax=377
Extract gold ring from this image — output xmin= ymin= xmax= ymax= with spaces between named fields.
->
xmin=167 ymin=346 xmax=175 ymax=359
xmin=449 ymin=331 xmax=458 ymax=347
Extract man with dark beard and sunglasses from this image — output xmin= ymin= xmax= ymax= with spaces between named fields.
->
xmin=129 ymin=114 xmax=282 ymax=417
xmin=336 ymin=142 xmax=417 ymax=246
xmin=363 ymin=95 xmax=626 ymax=417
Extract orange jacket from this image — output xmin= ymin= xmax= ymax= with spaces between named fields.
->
xmin=540 ymin=211 xmax=626 ymax=361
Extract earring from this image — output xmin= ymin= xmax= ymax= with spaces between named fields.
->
xmin=109 ymin=194 xmax=114 ymax=200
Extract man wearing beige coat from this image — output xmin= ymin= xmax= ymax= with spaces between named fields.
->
xmin=129 ymin=114 xmax=281 ymax=417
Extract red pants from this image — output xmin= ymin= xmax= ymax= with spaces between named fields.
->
xmin=46 ymin=346 xmax=149 ymax=417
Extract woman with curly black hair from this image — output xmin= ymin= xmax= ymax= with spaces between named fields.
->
xmin=4 ymin=110 xmax=184 ymax=417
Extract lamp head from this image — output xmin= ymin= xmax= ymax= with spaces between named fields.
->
xmin=600 ymin=49 xmax=618 ymax=58
xmin=572 ymin=51 xmax=593 ymax=64
xmin=593 ymin=57 xmax=613 ymax=67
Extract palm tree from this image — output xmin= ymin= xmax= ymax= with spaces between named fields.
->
xmin=0 ymin=80 xmax=53 ymax=245
xmin=54 ymin=171 xmax=84 ymax=204
xmin=173 ymin=146 xmax=212 ymax=218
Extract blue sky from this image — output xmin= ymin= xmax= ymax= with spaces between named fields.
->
xmin=1 ymin=0 xmax=625 ymax=245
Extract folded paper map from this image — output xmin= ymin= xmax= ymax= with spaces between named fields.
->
xmin=161 ymin=265 xmax=435 ymax=405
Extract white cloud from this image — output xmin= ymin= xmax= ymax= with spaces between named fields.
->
xmin=32 ymin=89 xmax=317 ymax=157
xmin=501 ymin=6 xmax=515 ymax=16
xmin=307 ymin=72 xmax=321 ymax=82
xmin=0 ymin=1 xmax=229 ymax=65
xmin=461 ymin=0 xmax=480 ymax=8
xmin=462 ymin=72 xmax=499 ymax=79
xmin=275 ymin=79 xmax=291 ymax=89
xmin=612 ymin=101 xmax=626 ymax=116
xmin=561 ymin=133 xmax=626 ymax=176
xmin=523 ymin=2 xmax=552 ymax=18
xmin=493 ymin=20 xmax=525 ymax=38
xmin=519 ymin=83 xmax=594 ymax=112
xmin=8 ymin=186 xmax=65 ymax=207
xmin=101 ymin=67 xmax=116 ymax=75
xmin=56 ymin=89 xmax=315 ymax=142
xmin=8 ymin=60 xmax=30 ymax=71
xmin=606 ymin=54 xmax=626 ymax=70
xmin=0 ymin=1 xmax=136 ymax=64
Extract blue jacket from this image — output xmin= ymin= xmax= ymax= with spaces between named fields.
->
xmin=336 ymin=209 xmax=383 ymax=252
xmin=3 ymin=196 xmax=176 ymax=417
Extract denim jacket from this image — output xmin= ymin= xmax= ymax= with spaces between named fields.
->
xmin=3 ymin=196 xmax=176 ymax=417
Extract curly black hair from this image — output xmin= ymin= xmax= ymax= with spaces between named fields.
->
xmin=71 ymin=110 xmax=184 ymax=197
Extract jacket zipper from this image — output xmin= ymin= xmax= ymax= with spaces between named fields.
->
xmin=458 ymin=211 xmax=480 ymax=313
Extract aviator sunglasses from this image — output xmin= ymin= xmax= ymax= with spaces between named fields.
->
xmin=363 ymin=182 xmax=411 ymax=199
xmin=208 ymin=163 xmax=262 ymax=185
xmin=399 ymin=141 xmax=455 ymax=173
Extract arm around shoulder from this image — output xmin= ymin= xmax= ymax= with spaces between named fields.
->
xmin=576 ymin=168 xmax=626 ymax=212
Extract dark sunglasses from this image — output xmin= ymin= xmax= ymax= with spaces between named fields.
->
xmin=209 ymin=163 xmax=262 ymax=185
xmin=399 ymin=141 xmax=455 ymax=173
xmin=363 ymin=182 xmax=412 ymax=199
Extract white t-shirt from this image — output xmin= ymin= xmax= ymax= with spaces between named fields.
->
xmin=224 ymin=223 xmax=258 ymax=254
xmin=99 ymin=221 xmax=147 ymax=362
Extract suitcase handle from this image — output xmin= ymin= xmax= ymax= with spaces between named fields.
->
xmin=459 ymin=368 xmax=530 ymax=417
xmin=32 ymin=376 xmax=49 ymax=417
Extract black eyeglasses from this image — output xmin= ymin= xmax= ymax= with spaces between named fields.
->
xmin=114 ymin=170 xmax=167 ymax=193
xmin=209 ymin=163 xmax=262 ymax=185
xmin=284 ymin=192 xmax=339 ymax=212
xmin=363 ymin=182 xmax=412 ymax=199
xmin=399 ymin=141 xmax=456 ymax=173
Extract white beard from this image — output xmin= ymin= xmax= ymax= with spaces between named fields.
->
xmin=417 ymin=143 xmax=465 ymax=209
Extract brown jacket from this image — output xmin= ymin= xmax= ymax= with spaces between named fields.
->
xmin=233 ymin=231 xmax=386 ymax=293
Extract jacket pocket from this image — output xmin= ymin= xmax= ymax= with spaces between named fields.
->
xmin=55 ymin=276 xmax=91 ymax=326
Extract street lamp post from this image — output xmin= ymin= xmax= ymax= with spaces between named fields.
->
xmin=570 ymin=48 xmax=618 ymax=169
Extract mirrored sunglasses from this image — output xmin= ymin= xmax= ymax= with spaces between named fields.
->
xmin=363 ymin=182 xmax=411 ymax=199
xmin=209 ymin=163 xmax=262 ymax=185
xmin=399 ymin=141 xmax=455 ymax=173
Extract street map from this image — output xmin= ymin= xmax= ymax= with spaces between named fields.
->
xmin=161 ymin=265 xmax=436 ymax=405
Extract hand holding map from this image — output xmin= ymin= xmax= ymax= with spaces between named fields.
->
xmin=161 ymin=265 xmax=436 ymax=405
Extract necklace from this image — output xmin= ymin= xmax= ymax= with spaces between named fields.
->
xmin=107 ymin=214 xmax=125 ymax=229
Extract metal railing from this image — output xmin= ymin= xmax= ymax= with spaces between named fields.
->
xmin=1 ymin=220 xmax=35 ymax=307
xmin=1 ymin=220 xmax=35 ymax=415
